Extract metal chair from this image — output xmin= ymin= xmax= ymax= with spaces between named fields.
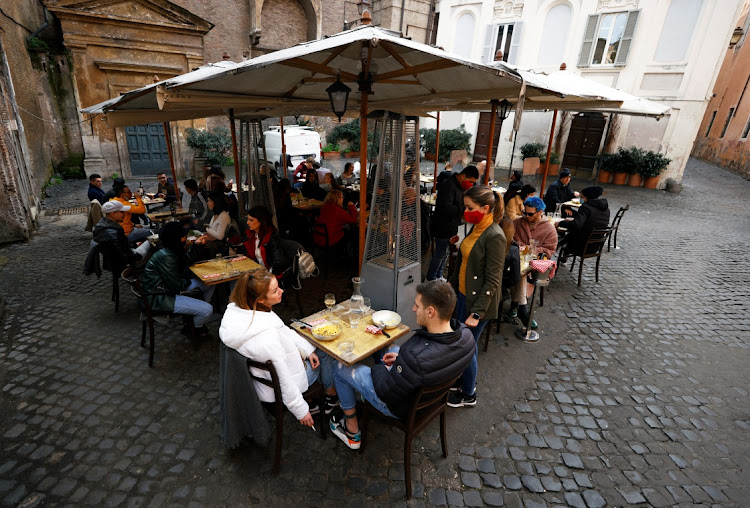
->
xmin=569 ymin=227 xmax=613 ymax=287
xmin=246 ymin=358 xmax=325 ymax=475
xmin=121 ymin=267 xmax=195 ymax=367
xmin=608 ymin=204 xmax=629 ymax=252
xmin=359 ymin=375 xmax=459 ymax=499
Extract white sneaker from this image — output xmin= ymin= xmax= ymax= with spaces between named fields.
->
xmin=329 ymin=416 xmax=361 ymax=450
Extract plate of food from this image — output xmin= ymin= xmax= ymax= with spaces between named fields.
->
xmin=371 ymin=310 xmax=401 ymax=330
xmin=311 ymin=321 xmax=342 ymax=341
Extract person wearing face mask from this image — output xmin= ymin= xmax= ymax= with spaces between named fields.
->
xmin=447 ymin=185 xmax=506 ymax=408
xmin=425 ymin=165 xmax=480 ymax=281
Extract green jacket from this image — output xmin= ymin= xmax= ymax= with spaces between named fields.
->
xmin=449 ymin=223 xmax=506 ymax=321
xmin=141 ymin=249 xmax=191 ymax=312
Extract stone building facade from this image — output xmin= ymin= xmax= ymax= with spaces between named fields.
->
xmin=692 ymin=1 xmax=750 ymax=179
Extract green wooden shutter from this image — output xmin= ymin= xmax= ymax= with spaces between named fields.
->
xmin=615 ymin=10 xmax=640 ymax=66
xmin=577 ymin=14 xmax=599 ymax=67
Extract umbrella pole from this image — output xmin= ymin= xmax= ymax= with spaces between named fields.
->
xmin=484 ymin=101 xmax=497 ymax=185
xmin=162 ymin=122 xmax=181 ymax=206
xmin=508 ymin=133 xmax=518 ymax=179
xmin=539 ymin=109 xmax=558 ymax=200
xmin=433 ymin=112 xmax=440 ymax=194
xmin=280 ymin=117 xmax=286 ymax=179
xmin=229 ymin=109 xmax=243 ymax=220
xmin=358 ymin=92 xmax=368 ymax=274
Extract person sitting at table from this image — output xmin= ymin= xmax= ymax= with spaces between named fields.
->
xmin=156 ymin=172 xmax=178 ymax=204
xmin=142 ymin=221 xmax=215 ymax=337
xmin=557 ymin=186 xmax=610 ymax=263
xmin=329 ymin=280 xmax=475 ymax=449
xmin=87 ymin=173 xmax=106 ymax=204
xmin=315 ymin=189 xmax=358 ymax=249
xmin=184 ymin=179 xmax=211 ymax=230
xmin=503 ymin=170 xmax=524 ymax=206
xmin=91 ymin=200 xmax=152 ymax=268
xmin=243 ymin=205 xmax=290 ymax=275
xmin=509 ymin=196 xmax=558 ymax=329
xmin=273 ymin=178 xmax=297 ymax=237
xmin=337 ymin=162 xmax=358 ymax=186
xmin=220 ymin=268 xmax=340 ymax=427
xmin=293 ymin=156 xmax=315 ymax=186
xmin=205 ymin=166 xmax=226 ymax=192
xmin=301 ymin=169 xmax=326 ymax=201
xmin=112 ymin=185 xmax=153 ymax=244
xmin=506 ymin=184 xmax=536 ymax=220
xmin=103 ymin=177 xmax=126 ymax=202
xmin=196 ymin=191 xmax=240 ymax=247
xmin=320 ymin=172 xmax=341 ymax=194
xmin=543 ymin=168 xmax=579 ymax=217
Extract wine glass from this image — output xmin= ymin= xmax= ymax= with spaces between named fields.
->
xmin=361 ymin=297 xmax=371 ymax=316
xmin=324 ymin=293 xmax=336 ymax=318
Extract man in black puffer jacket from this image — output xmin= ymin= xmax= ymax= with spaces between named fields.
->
xmin=88 ymin=201 xmax=152 ymax=273
xmin=558 ymin=186 xmax=610 ymax=260
xmin=330 ymin=280 xmax=475 ymax=450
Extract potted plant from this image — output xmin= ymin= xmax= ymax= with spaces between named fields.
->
xmin=544 ymin=151 xmax=561 ymax=175
xmin=520 ymin=142 xmax=545 ymax=175
xmin=185 ymin=127 xmax=232 ymax=167
xmin=639 ymin=150 xmax=671 ymax=189
xmin=420 ymin=125 xmax=472 ymax=161
xmin=597 ymin=153 xmax=616 ymax=183
xmin=322 ymin=143 xmax=340 ymax=159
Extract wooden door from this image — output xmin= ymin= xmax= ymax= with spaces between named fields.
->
xmin=472 ymin=112 xmax=502 ymax=163
xmin=562 ymin=113 xmax=606 ymax=174
xmin=125 ymin=123 xmax=171 ymax=176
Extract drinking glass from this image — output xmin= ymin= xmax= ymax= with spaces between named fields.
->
xmin=349 ymin=308 xmax=362 ymax=329
xmin=215 ymin=253 xmax=224 ymax=274
xmin=324 ymin=293 xmax=336 ymax=318
xmin=361 ymin=297 xmax=371 ymax=316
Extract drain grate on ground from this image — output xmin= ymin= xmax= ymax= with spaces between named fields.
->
xmin=45 ymin=206 xmax=89 ymax=216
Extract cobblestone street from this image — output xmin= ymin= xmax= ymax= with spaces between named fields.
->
xmin=1 ymin=158 xmax=749 ymax=506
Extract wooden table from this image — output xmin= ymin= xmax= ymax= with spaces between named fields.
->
xmin=147 ymin=209 xmax=193 ymax=223
xmin=291 ymin=300 xmax=410 ymax=366
xmin=189 ymin=255 xmax=262 ymax=285
xmin=292 ymin=198 xmax=324 ymax=212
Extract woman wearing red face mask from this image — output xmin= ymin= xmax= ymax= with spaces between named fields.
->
xmin=447 ymin=185 xmax=506 ymax=409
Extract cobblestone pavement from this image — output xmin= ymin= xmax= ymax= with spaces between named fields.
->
xmin=1 ymin=158 xmax=749 ymax=506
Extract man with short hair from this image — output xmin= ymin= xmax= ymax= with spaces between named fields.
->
xmin=293 ymin=156 xmax=315 ymax=185
xmin=112 ymin=185 xmax=152 ymax=244
xmin=156 ymin=172 xmax=178 ymax=203
xmin=184 ymin=178 xmax=210 ymax=229
xmin=543 ymin=168 xmax=579 ymax=216
xmin=87 ymin=174 xmax=106 ymax=204
xmin=426 ymin=165 xmax=479 ymax=281
xmin=92 ymin=200 xmax=152 ymax=265
xmin=510 ymin=196 xmax=558 ymax=328
xmin=329 ymin=280 xmax=475 ymax=449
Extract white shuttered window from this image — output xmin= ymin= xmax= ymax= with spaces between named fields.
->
xmin=482 ymin=23 xmax=523 ymax=64
xmin=577 ymin=10 xmax=640 ymax=67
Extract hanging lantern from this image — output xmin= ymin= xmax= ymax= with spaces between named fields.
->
xmin=326 ymin=77 xmax=351 ymax=122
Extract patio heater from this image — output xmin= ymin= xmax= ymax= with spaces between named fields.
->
xmin=360 ymin=111 xmax=421 ymax=331
xmin=239 ymin=118 xmax=277 ymax=228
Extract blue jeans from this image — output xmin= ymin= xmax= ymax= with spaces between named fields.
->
xmin=334 ymin=346 xmax=400 ymax=418
xmin=172 ymin=279 xmax=215 ymax=327
xmin=127 ymin=227 xmax=153 ymax=244
xmin=456 ymin=292 xmax=485 ymax=396
xmin=304 ymin=348 xmax=335 ymax=390
xmin=426 ymin=237 xmax=451 ymax=280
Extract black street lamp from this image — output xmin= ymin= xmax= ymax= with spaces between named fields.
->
xmin=326 ymin=76 xmax=352 ymax=122
xmin=497 ymin=98 xmax=512 ymax=122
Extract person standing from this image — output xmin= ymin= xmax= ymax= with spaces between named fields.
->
xmin=87 ymin=174 xmax=106 ymax=204
xmin=425 ymin=166 xmax=479 ymax=281
xmin=447 ymin=185 xmax=506 ymax=408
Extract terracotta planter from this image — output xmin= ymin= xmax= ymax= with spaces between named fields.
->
xmin=627 ymin=173 xmax=642 ymax=187
xmin=643 ymin=176 xmax=660 ymax=189
xmin=346 ymin=151 xmax=360 ymax=159
xmin=323 ymin=151 xmax=340 ymax=159
xmin=425 ymin=152 xmax=437 ymax=161
xmin=523 ymin=157 xmax=541 ymax=175
xmin=545 ymin=163 xmax=559 ymax=176
xmin=612 ymin=172 xmax=628 ymax=185
xmin=597 ymin=169 xmax=612 ymax=184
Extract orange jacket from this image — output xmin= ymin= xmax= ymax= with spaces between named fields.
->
xmin=112 ymin=196 xmax=145 ymax=235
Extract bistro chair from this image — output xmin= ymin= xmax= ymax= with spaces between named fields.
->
xmin=569 ymin=227 xmax=613 ymax=287
xmin=608 ymin=204 xmax=630 ymax=252
xmin=99 ymin=243 xmax=130 ymax=313
xmin=310 ymin=222 xmax=331 ymax=278
xmin=121 ymin=267 xmax=196 ymax=367
xmin=359 ymin=375 xmax=460 ymax=499
xmin=246 ymin=358 xmax=325 ymax=475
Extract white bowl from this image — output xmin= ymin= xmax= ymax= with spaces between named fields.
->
xmin=371 ymin=310 xmax=401 ymax=329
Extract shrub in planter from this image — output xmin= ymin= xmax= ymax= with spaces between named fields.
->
xmin=639 ymin=150 xmax=671 ymax=189
xmin=322 ymin=143 xmax=341 ymax=158
xmin=328 ymin=119 xmax=361 ymax=152
xmin=186 ymin=127 xmax=232 ymax=167
xmin=420 ymin=125 xmax=472 ymax=161
xmin=520 ymin=142 xmax=546 ymax=161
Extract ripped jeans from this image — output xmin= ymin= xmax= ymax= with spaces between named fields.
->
xmin=333 ymin=345 xmax=399 ymax=418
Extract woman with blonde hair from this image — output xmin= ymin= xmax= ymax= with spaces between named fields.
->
xmin=220 ymin=269 xmax=339 ymax=424
xmin=447 ymin=185 xmax=506 ymax=408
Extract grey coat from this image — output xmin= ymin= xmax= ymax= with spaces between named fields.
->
xmin=449 ymin=223 xmax=506 ymax=321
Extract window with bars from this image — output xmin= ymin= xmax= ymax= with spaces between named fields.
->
xmin=720 ymin=108 xmax=735 ymax=138
xmin=578 ymin=11 xmax=639 ymax=67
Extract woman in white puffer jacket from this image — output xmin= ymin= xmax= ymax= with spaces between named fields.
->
xmin=220 ymin=269 xmax=338 ymax=426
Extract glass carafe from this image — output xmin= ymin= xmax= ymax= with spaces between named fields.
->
xmin=350 ymin=277 xmax=364 ymax=309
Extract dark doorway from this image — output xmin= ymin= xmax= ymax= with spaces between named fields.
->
xmin=473 ymin=112 xmax=503 ymax=163
xmin=126 ymin=123 xmax=171 ymax=177
xmin=562 ymin=113 xmax=606 ymax=176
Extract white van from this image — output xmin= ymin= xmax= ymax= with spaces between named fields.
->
xmin=263 ymin=126 xmax=321 ymax=179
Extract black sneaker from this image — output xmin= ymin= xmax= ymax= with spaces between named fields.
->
xmin=449 ymin=378 xmax=462 ymax=392
xmin=324 ymin=394 xmax=340 ymax=415
xmin=308 ymin=403 xmax=321 ymax=415
xmin=447 ymin=391 xmax=477 ymax=408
